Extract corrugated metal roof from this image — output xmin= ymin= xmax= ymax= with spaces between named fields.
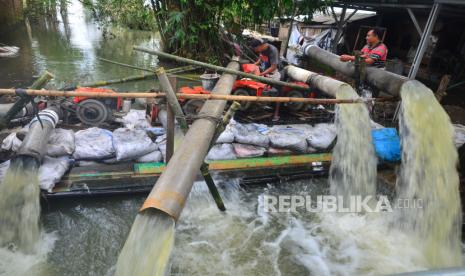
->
xmin=308 ymin=7 xmax=377 ymax=25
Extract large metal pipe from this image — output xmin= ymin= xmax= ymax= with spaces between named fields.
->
xmin=303 ymin=45 xmax=408 ymax=96
xmin=140 ymin=59 xmax=240 ymax=220
xmin=17 ymin=106 xmax=61 ymax=162
xmin=284 ymin=65 xmax=349 ymax=98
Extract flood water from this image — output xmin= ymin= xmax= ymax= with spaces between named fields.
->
xmin=0 ymin=0 xmax=164 ymax=91
xmin=1 ymin=1 xmax=464 ymax=275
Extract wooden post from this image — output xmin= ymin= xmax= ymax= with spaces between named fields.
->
xmin=435 ymin=74 xmax=450 ymax=102
xmin=165 ymin=76 xmax=177 ymax=163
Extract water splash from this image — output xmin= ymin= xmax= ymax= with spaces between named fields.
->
xmin=115 ymin=209 xmax=175 ymax=276
xmin=0 ymin=157 xmax=41 ymax=253
xmin=395 ymin=80 xmax=462 ymax=267
xmin=329 ymin=85 xmax=377 ymax=203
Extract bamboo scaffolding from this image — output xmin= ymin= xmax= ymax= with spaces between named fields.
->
xmin=0 ymin=88 xmax=396 ymax=104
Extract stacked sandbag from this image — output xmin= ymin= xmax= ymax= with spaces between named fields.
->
xmin=112 ymin=128 xmax=158 ymax=161
xmin=232 ymin=143 xmax=266 ymax=158
xmin=453 ymin=124 xmax=465 ymax=148
xmin=39 ymin=156 xmax=72 ymax=192
xmin=231 ymin=122 xmax=269 ymax=147
xmin=206 ymin=143 xmax=236 ymax=160
xmin=268 ymin=126 xmax=308 ymax=153
xmin=306 ymin=123 xmax=337 ymax=150
xmin=73 ymin=127 xmax=115 ymax=160
xmin=47 ymin=128 xmax=75 ymax=157
xmin=119 ymin=109 xmax=151 ymax=129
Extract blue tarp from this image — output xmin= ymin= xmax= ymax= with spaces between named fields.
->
xmin=371 ymin=128 xmax=401 ymax=162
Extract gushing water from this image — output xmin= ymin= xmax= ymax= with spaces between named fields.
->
xmin=395 ymin=80 xmax=462 ymax=267
xmin=0 ymin=157 xmax=41 ymax=253
xmin=330 ymin=85 xmax=377 ymax=202
xmin=115 ymin=209 xmax=175 ymax=276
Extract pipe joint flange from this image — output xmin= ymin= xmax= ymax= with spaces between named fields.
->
xmin=30 ymin=109 xmax=59 ymax=127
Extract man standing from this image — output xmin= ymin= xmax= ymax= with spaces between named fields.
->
xmin=340 ymin=28 xmax=388 ymax=68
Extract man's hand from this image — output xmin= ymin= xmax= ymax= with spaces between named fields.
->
xmin=340 ymin=54 xmax=354 ymax=62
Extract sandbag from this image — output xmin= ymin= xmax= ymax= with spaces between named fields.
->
xmin=113 ymin=128 xmax=158 ymax=161
xmin=76 ymin=160 xmax=100 ymax=167
xmin=233 ymin=143 xmax=266 ymax=158
xmin=267 ymin=147 xmax=293 ymax=157
xmin=47 ymin=128 xmax=75 ymax=157
xmin=39 ymin=156 xmax=71 ymax=192
xmin=371 ymin=128 xmax=401 ymax=162
xmin=306 ymin=123 xmax=337 ymax=150
xmin=136 ymin=150 xmax=163 ymax=163
xmin=206 ymin=143 xmax=236 ymax=160
xmin=119 ymin=109 xmax=151 ymax=129
xmin=73 ymin=127 xmax=115 ymax=160
xmin=268 ymin=126 xmax=307 ymax=153
xmin=1 ymin=132 xmax=22 ymax=152
xmin=232 ymin=123 xmax=269 ymax=147
xmin=215 ymin=128 xmax=235 ymax=144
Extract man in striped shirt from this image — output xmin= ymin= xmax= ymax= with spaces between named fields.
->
xmin=340 ymin=28 xmax=388 ymax=68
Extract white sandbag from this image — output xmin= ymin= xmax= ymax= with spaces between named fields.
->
xmin=1 ymin=133 xmax=22 ymax=152
xmin=39 ymin=156 xmax=71 ymax=192
xmin=233 ymin=143 xmax=266 ymax=158
xmin=47 ymin=128 xmax=75 ymax=157
xmin=232 ymin=123 xmax=269 ymax=147
xmin=206 ymin=143 xmax=236 ymax=160
xmin=306 ymin=123 xmax=337 ymax=150
xmin=136 ymin=150 xmax=163 ymax=163
xmin=0 ymin=160 xmax=10 ymax=183
xmin=215 ymin=128 xmax=235 ymax=144
xmin=73 ymin=127 xmax=115 ymax=160
xmin=113 ymin=128 xmax=158 ymax=161
xmin=454 ymin=124 xmax=465 ymax=148
xmin=268 ymin=126 xmax=307 ymax=153
xmin=119 ymin=109 xmax=151 ymax=129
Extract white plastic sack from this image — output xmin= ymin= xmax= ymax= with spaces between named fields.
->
xmin=306 ymin=123 xmax=337 ymax=150
xmin=47 ymin=128 xmax=75 ymax=157
xmin=1 ymin=133 xmax=22 ymax=152
xmin=233 ymin=143 xmax=266 ymax=158
xmin=215 ymin=128 xmax=235 ymax=144
xmin=73 ymin=127 xmax=115 ymax=160
xmin=39 ymin=156 xmax=71 ymax=192
xmin=76 ymin=160 xmax=100 ymax=167
xmin=136 ymin=150 xmax=163 ymax=163
xmin=113 ymin=128 xmax=158 ymax=161
xmin=232 ymin=123 xmax=269 ymax=147
xmin=120 ymin=109 xmax=151 ymax=129
xmin=268 ymin=126 xmax=308 ymax=153
xmin=268 ymin=147 xmax=293 ymax=156
xmin=206 ymin=143 xmax=236 ymax=160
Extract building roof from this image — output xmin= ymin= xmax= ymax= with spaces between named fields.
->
xmin=307 ymin=7 xmax=377 ymax=25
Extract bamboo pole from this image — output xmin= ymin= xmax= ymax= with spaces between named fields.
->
xmin=0 ymin=88 xmax=395 ymax=104
xmin=133 ymin=46 xmax=310 ymax=91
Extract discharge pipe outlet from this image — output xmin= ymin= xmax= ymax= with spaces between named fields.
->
xmin=284 ymin=65 xmax=349 ymax=98
xmin=303 ymin=45 xmax=407 ymax=96
xmin=16 ymin=106 xmax=61 ymax=163
xmin=140 ymin=59 xmax=240 ymax=220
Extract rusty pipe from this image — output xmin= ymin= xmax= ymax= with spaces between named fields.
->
xmin=140 ymin=59 xmax=240 ymax=220
xmin=303 ymin=45 xmax=407 ymax=96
